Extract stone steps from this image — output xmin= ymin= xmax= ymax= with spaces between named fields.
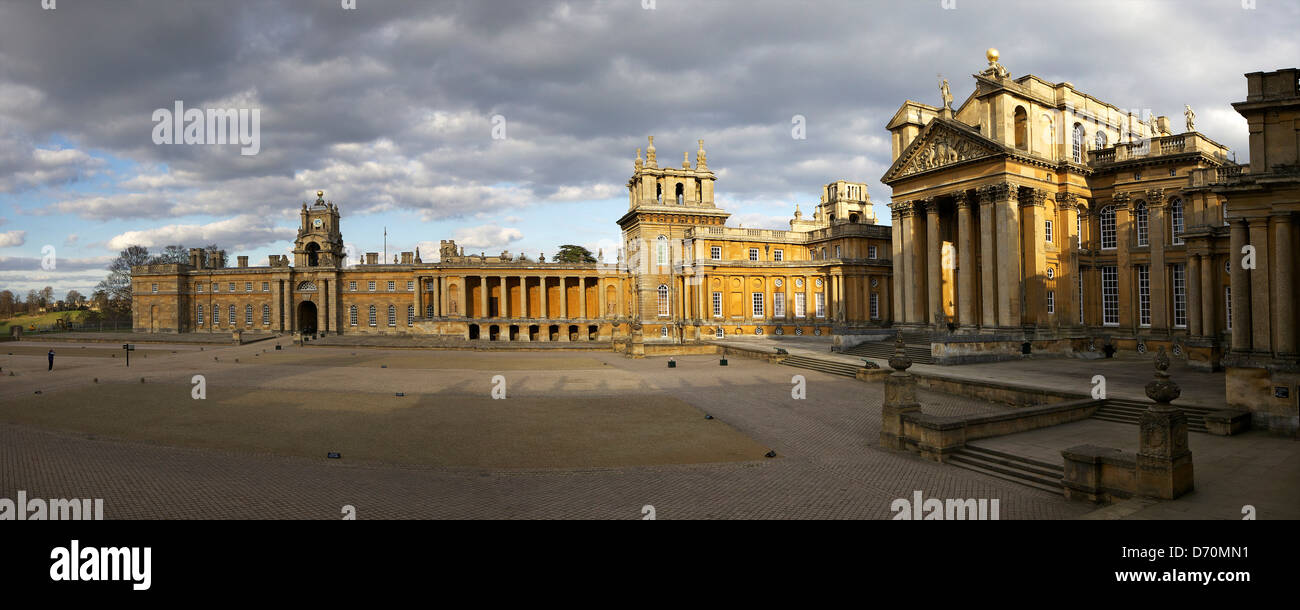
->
xmin=778 ymin=355 xmax=861 ymax=378
xmin=948 ymin=445 xmax=1064 ymax=494
xmin=841 ymin=341 xmax=934 ymax=364
xmin=1090 ymin=400 xmax=1211 ymax=434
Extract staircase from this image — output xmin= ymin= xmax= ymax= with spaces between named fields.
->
xmin=1090 ymin=399 xmax=1213 ymax=434
xmin=778 ymin=355 xmax=861 ymax=378
xmin=948 ymin=445 xmax=1064 ymax=494
xmin=841 ymin=331 xmax=935 ymax=364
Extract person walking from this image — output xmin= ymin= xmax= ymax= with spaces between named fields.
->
xmin=48 ymin=348 xmax=54 ymax=371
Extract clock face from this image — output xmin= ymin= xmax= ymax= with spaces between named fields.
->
xmin=313 ymin=218 xmax=323 ymax=229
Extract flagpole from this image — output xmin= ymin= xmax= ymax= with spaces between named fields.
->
xmin=383 ymin=227 xmax=387 ymax=264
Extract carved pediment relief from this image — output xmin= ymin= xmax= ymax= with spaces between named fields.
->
xmin=886 ymin=121 xmax=1003 ymax=182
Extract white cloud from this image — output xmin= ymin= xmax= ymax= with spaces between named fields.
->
xmin=106 ymin=215 xmax=294 ymax=252
xmin=0 ymin=230 xmax=27 ymax=247
xmin=451 ymin=224 xmax=524 ymax=249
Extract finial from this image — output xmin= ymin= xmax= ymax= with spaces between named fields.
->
xmin=888 ymin=330 xmax=912 ymax=372
xmin=986 ymin=48 xmax=999 ymax=64
xmin=635 ymin=147 xmax=643 ymax=168
xmin=696 ymin=139 xmax=707 ymax=169
xmin=1144 ymin=346 xmax=1181 ymax=404
xmin=645 ymin=136 xmax=657 ymax=167
xmin=683 ymin=151 xmax=690 ymax=169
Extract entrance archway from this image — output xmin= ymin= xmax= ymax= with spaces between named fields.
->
xmin=297 ymin=301 xmax=318 ymax=335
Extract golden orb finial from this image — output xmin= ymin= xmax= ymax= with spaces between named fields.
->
xmin=986 ymin=48 xmax=1000 ymax=64
xmin=317 ymin=190 xmax=324 ymax=198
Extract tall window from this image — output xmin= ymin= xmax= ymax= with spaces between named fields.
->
xmin=245 ymin=305 xmax=253 ymax=325
xmin=350 ymin=305 xmax=358 ymax=326
xmin=1100 ymin=206 xmax=1117 ymax=249
xmin=245 ymin=282 xmax=252 ymax=292
xmin=387 ymin=305 xmax=397 ymax=327
xmin=834 ymin=245 xmax=841 ymax=258
xmin=1072 ymin=123 xmax=1085 ymax=163
xmin=774 ymin=292 xmax=785 ymax=317
xmin=1095 ymin=130 xmax=1108 ymax=150
xmin=1076 ymin=214 xmax=1082 ymax=248
xmin=1047 ymin=290 xmax=1055 ymax=314
xmin=262 ymin=282 xmax=269 ymax=292
xmin=1170 ymin=198 xmax=1185 ymax=245
xmin=749 ymin=248 xmax=759 ymax=261
xmin=407 ymin=281 xmax=414 ymax=291
xmin=870 ymin=293 xmax=879 ymax=319
xmin=795 ymin=293 xmax=806 ymax=317
xmin=752 ymin=293 xmax=764 ymax=317
xmin=262 ymin=304 xmax=270 ymax=325
xmin=368 ymin=281 xmax=376 ymax=292
xmin=1172 ymin=264 xmax=1187 ymax=327
xmin=656 ymin=236 xmax=668 ymax=266
xmin=349 ymin=281 xmax=357 ymax=291
xmin=368 ymin=305 xmax=377 ymax=327
xmin=712 ymin=292 xmax=722 ymax=318
xmin=407 ymin=305 xmax=415 ymax=326
xmin=426 ymin=305 xmax=434 ymax=318
xmin=387 ymin=281 xmax=395 ymax=292
xmin=815 ymin=293 xmax=826 ymax=318
xmin=1225 ymin=286 xmax=1232 ymax=331
xmin=229 ymin=305 xmax=237 ymax=325
xmin=1077 ymin=273 xmax=1085 ymax=325
xmin=868 ymin=245 xmax=878 ymax=258
xmin=1014 ymin=106 xmax=1028 ymax=150
xmin=1135 ymin=203 xmax=1149 ymax=246
xmin=196 ymin=283 xmax=204 ymax=293
xmin=1102 ymin=266 xmax=1119 ymax=325
xmin=710 ymin=246 xmax=721 ymax=260
xmin=1137 ymin=265 xmax=1151 ymax=327
xmin=197 ymin=305 xmax=204 ymax=325
xmin=1045 ymin=219 xmax=1053 ymax=243
xmin=657 ymin=284 xmax=669 ymax=316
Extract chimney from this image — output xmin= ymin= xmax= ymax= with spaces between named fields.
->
xmin=237 ymin=256 xmax=249 ymax=268
xmin=189 ymin=248 xmax=204 ymax=269
xmin=366 ymin=252 xmax=378 ymax=265
xmin=401 ymin=251 xmax=413 ymax=264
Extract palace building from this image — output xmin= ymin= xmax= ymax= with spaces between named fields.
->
xmin=131 ymin=54 xmax=1297 ymax=432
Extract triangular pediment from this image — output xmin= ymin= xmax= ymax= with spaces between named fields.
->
xmin=882 ymin=119 xmax=1008 ymax=184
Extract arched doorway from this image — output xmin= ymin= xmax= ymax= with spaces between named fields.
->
xmin=297 ymin=301 xmax=318 ymax=335
xmin=305 ymin=242 xmax=320 ymax=266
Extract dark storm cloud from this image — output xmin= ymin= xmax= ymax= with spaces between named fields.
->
xmin=0 ymin=0 xmax=1294 ymax=226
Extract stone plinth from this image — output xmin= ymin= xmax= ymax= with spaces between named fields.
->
xmin=1137 ymin=405 xmax=1195 ymax=499
xmin=881 ymin=372 xmax=921 ymax=450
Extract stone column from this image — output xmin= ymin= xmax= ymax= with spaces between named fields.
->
xmin=560 ymin=276 xmax=569 ymax=320
xmin=322 ymin=279 xmax=330 ymax=333
xmin=977 ymin=186 xmax=998 ymax=328
xmin=480 ymin=275 xmax=488 ymax=319
xmin=500 ymin=275 xmax=509 ymax=319
xmin=1113 ymin=193 xmax=1133 ymax=329
xmin=1147 ymin=190 xmax=1168 ymax=330
xmin=521 ymin=276 xmax=529 ymax=319
xmin=1230 ymin=220 xmax=1251 ymax=352
xmin=1200 ymin=256 xmax=1216 ymax=337
xmin=413 ymin=276 xmax=422 ymax=320
xmin=924 ymin=198 xmax=941 ymax=328
xmin=992 ymin=183 xmax=1020 ymax=328
xmin=598 ymin=277 xmax=607 ymax=319
xmin=880 ymin=332 xmax=920 ymax=450
xmin=1021 ymin=189 xmax=1048 ymax=327
xmin=1187 ymin=255 xmax=1202 ymax=336
xmin=273 ymin=279 xmax=283 ymax=332
xmin=578 ymin=276 xmax=587 ymax=320
xmin=540 ymin=276 xmax=549 ymax=319
xmin=890 ymin=206 xmax=906 ymax=324
xmin=1137 ymin=347 xmax=1194 ymax=499
xmin=1274 ymin=214 xmax=1295 ymax=355
xmin=1248 ymin=217 xmax=1272 ymax=353
xmin=907 ymin=203 xmax=925 ymax=324
xmin=1058 ymin=194 xmax=1080 ymax=328
xmin=955 ymin=191 xmax=975 ymax=330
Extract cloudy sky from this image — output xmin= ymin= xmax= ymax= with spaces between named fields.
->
xmin=1 ymin=0 xmax=1295 ymax=298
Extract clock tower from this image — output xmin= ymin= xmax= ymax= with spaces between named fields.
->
xmin=293 ymin=190 xmax=345 ymax=268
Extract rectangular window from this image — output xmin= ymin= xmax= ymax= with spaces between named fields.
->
xmin=868 ymin=245 xmax=878 ymax=259
xmin=869 ymin=292 xmax=879 ymax=319
xmin=229 ymin=282 xmax=235 ymax=292
xmin=196 ymin=283 xmax=203 ymax=293
xmin=407 ymin=305 xmax=414 ymax=326
xmin=407 ymin=281 xmax=414 ymax=291
xmin=795 ymin=293 xmax=807 ymax=318
xmin=710 ymin=246 xmax=721 ymax=260
xmin=387 ymin=281 xmax=396 ymax=292
xmin=1171 ymin=205 xmax=1185 ymax=245
xmin=245 ymin=307 xmax=252 ymax=325
xmin=1078 ymin=272 xmax=1085 ymax=325
xmin=197 ymin=305 xmax=204 ymax=325
xmin=261 ymin=282 xmax=269 ymax=292
xmin=229 ymin=306 xmax=236 ymax=325
xmin=245 ymin=282 xmax=252 ymax=292
xmin=349 ymin=281 xmax=357 ymax=291
xmin=151 ymin=283 xmax=158 ymax=293
xmin=387 ymin=306 xmax=396 ymax=327
xmin=350 ymin=307 xmax=358 ymax=326
xmin=715 ymin=327 xmax=724 ymax=338
xmin=1225 ymin=286 xmax=1232 ymax=331
xmin=1045 ymin=220 xmax=1053 ymax=244
xmin=773 ymin=249 xmax=784 ymax=262
xmin=368 ymin=281 xmax=376 ymax=292
xmin=749 ymin=248 xmax=759 ymax=261
xmin=1101 ymin=211 xmax=1116 ymax=249
xmin=262 ymin=306 xmax=270 ymax=325
xmin=1047 ymin=290 xmax=1055 ymax=314
xmin=1102 ymin=266 xmax=1119 ymax=325
xmin=426 ymin=281 xmax=435 ymax=292
xmin=1076 ymin=215 xmax=1082 ymax=248
xmin=773 ymin=292 xmax=785 ymax=317
xmin=815 ymin=292 xmax=826 ymax=318
xmin=1172 ymin=264 xmax=1187 ymax=328
xmin=1137 ymin=265 xmax=1151 ymax=327
xmin=1136 ymin=208 xmax=1149 ymax=247
xmin=212 ymin=283 xmax=219 ymax=292
xmin=660 ymin=326 xmax=668 ymax=338
xmin=368 ymin=307 xmax=377 ymax=327
xmin=752 ymin=293 xmax=764 ymax=317
xmin=712 ymin=292 xmax=722 ymax=318
xmin=834 ymin=245 xmax=841 ymax=258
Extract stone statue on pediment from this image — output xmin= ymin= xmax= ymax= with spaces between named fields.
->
xmin=1184 ymin=105 xmax=1196 ymax=132
xmin=940 ymin=78 xmax=953 ymax=110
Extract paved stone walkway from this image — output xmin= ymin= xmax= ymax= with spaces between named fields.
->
xmin=1 ymin=340 xmax=1085 ymax=519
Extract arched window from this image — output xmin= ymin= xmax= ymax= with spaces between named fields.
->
xmin=296 ymin=281 xmax=317 ymax=292
xmin=262 ymin=304 xmax=270 ymax=325
xmin=387 ymin=304 xmax=397 ymax=327
xmin=849 ymin=213 xmax=859 ymax=223
xmin=368 ymin=305 xmax=377 ymax=327
xmin=675 ymin=183 xmax=684 ymax=205
xmin=407 ymin=305 xmax=415 ymax=326
xmin=1170 ymin=198 xmax=1185 ymax=244
xmin=349 ymin=305 xmax=358 ymax=326
xmin=656 ymin=235 xmax=668 ymax=265
xmin=1100 ymin=206 xmax=1117 ymax=249
xmin=1072 ymin=123 xmax=1085 ymax=163
xmin=305 ymin=242 xmax=320 ymax=267
xmin=228 ymin=305 xmax=237 ymax=325
xmin=1014 ymin=106 xmax=1028 ymax=150
xmin=244 ymin=304 xmax=253 ymax=325
xmin=197 ymin=305 xmax=204 ymax=325
xmin=1134 ymin=202 xmax=1149 ymax=246
xmin=656 ymin=183 xmax=662 ymax=204
xmin=657 ymin=284 xmax=669 ymax=317
xmin=1095 ymin=130 xmax=1108 ymax=150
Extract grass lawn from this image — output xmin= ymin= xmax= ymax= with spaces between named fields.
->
xmin=0 ymin=310 xmax=91 ymax=333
